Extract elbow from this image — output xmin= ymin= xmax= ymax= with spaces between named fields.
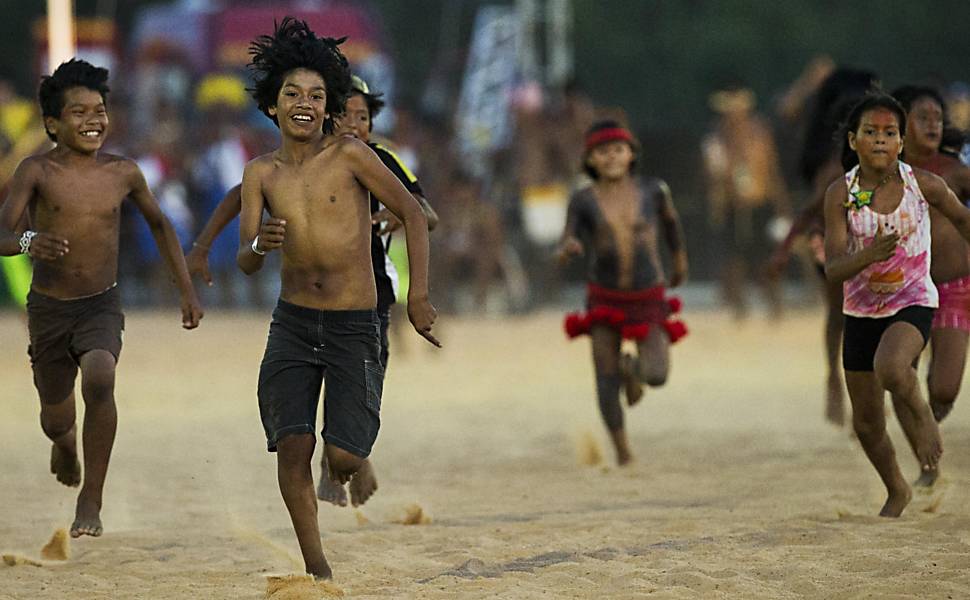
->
xmin=425 ymin=210 xmax=439 ymax=232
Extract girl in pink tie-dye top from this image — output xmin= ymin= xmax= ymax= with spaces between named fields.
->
xmin=823 ymin=93 xmax=970 ymax=518
xmin=842 ymin=161 xmax=938 ymax=317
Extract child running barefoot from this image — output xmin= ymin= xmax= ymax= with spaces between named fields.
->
xmin=824 ymin=93 xmax=970 ymax=516
xmin=240 ymin=19 xmax=437 ymax=580
xmin=558 ymin=120 xmax=688 ymax=466
xmin=0 ymin=59 xmax=203 ymax=537
xmin=892 ymin=85 xmax=970 ymax=487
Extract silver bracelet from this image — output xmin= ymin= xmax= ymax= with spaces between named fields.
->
xmin=251 ymin=236 xmax=266 ymax=256
xmin=19 ymin=230 xmax=37 ymax=255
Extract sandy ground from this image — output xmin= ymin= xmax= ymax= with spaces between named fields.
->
xmin=1 ymin=306 xmax=970 ymax=599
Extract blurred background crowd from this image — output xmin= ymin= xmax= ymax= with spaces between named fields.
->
xmin=2 ymin=0 xmax=970 ymax=315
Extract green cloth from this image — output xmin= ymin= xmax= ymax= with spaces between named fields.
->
xmin=1 ymin=255 xmax=31 ymax=308
xmin=388 ymin=238 xmax=409 ymax=303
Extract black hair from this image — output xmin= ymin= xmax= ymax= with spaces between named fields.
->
xmin=941 ymin=125 xmax=967 ymax=158
xmin=799 ymin=68 xmax=877 ymax=184
xmin=582 ymin=119 xmax=639 ymax=180
xmin=248 ymin=17 xmax=352 ymax=133
xmin=840 ymin=93 xmax=907 ymax=170
xmin=38 ymin=58 xmax=110 ymax=142
xmin=349 ymin=89 xmax=386 ymax=132
xmin=892 ymin=84 xmax=946 ymax=115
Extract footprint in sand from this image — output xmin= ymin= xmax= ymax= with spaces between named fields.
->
xmin=40 ymin=528 xmax=70 ymax=561
xmin=2 ymin=554 xmax=43 ymax=567
xmin=265 ymin=574 xmax=344 ymax=599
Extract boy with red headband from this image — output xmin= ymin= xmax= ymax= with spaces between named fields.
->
xmin=557 ymin=120 xmax=688 ymax=465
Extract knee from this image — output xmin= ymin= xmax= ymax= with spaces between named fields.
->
xmin=852 ymin=417 xmax=885 ymax=446
xmin=928 ymin=377 xmax=959 ymax=405
xmin=81 ymin=369 xmax=115 ymax=403
xmin=641 ymin=368 xmax=668 ymax=388
xmin=874 ymin=362 xmax=909 ymax=395
xmin=326 ymin=445 xmax=364 ymax=481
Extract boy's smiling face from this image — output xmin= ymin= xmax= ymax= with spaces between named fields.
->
xmin=47 ymin=86 xmax=108 ymax=153
xmin=270 ymin=68 xmax=328 ymax=140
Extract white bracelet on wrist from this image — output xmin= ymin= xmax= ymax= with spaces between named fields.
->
xmin=251 ymin=236 xmax=266 ymax=256
xmin=19 ymin=230 xmax=37 ymax=255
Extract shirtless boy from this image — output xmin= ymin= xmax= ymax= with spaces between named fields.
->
xmin=0 ymin=59 xmax=203 ymax=537
xmin=239 ymin=19 xmax=437 ymax=579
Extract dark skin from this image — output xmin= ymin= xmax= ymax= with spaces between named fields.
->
xmin=0 ymin=86 xmax=203 ymax=538
xmin=238 ymin=68 xmax=437 ymax=580
xmin=824 ymin=107 xmax=970 ymax=517
xmin=557 ymin=140 xmax=688 ymax=465
xmin=185 ymin=93 xmax=438 ymax=509
xmin=897 ymin=96 xmax=970 ymax=486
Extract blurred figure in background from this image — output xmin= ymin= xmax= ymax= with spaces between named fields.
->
xmin=190 ymin=73 xmax=265 ymax=308
xmin=769 ymin=68 xmax=879 ymax=426
xmin=702 ymin=83 xmax=790 ymax=320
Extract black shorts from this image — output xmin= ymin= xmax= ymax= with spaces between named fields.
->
xmin=843 ymin=306 xmax=935 ymax=372
xmin=257 ymin=299 xmax=384 ymax=457
xmin=378 ymin=308 xmax=390 ymax=368
xmin=26 ymin=286 xmax=124 ymax=372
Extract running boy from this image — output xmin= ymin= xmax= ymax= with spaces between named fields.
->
xmin=558 ymin=120 xmax=688 ymax=466
xmin=185 ymin=74 xmax=438 ymax=508
xmin=240 ymin=19 xmax=437 ymax=580
xmin=0 ymin=59 xmax=203 ymax=537
xmin=824 ymin=93 xmax=970 ymax=517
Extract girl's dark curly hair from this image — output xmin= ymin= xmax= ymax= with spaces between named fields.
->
xmin=248 ymin=17 xmax=352 ymax=133
xmin=38 ymin=59 xmax=110 ymax=142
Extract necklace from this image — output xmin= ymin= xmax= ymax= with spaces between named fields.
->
xmin=847 ymin=167 xmax=898 ymax=210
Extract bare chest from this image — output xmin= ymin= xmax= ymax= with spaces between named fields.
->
xmin=35 ymin=168 xmax=127 ymax=221
xmin=263 ymin=165 xmax=367 ymax=224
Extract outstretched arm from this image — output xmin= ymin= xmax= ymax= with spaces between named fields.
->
xmin=657 ymin=181 xmax=688 ymax=287
xmin=186 ymin=184 xmax=242 ymax=285
xmin=823 ymin=179 xmax=897 ymax=283
xmin=346 ymin=141 xmax=438 ymax=347
xmin=556 ymin=191 xmax=585 ymax=266
xmin=126 ymin=162 xmax=203 ymax=329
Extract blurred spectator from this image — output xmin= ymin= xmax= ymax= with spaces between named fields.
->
xmin=701 ymin=83 xmax=790 ymax=320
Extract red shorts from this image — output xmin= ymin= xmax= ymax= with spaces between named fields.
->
xmin=564 ymin=283 xmax=688 ymax=342
xmin=933 ymin=274 xmax=970 ymax=332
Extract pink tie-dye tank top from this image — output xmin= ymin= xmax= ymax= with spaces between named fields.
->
xmin=843 ymin=161 xmax=938 ymax=318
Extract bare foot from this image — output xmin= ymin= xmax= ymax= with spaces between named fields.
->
xmin=913 ymin=408 xmax=944 ymax=471
xmin=316 ymin=474 xmax=348 ymax=507
xmin=824 ymin=373 xmax=845 ymax=427
xmin=879 ymin=485 xmax=913 ymax=518
xmin=609 ymin=429 xmax=633 ymax=466
xmin=70 ymin=495 xmax=103 ymax=538
xmin=930 ymin=399 xmax=955 ymax=423
xmin=349 ymin=459 xmax=378 ymax=507
xmin=621 ymin=353 xmax=643 ymax=407
xmin=308 ymin=561 xmax=333 ymax=581
xmin=50 ymin=444 xmax=81 ymax=488
xmin=914 ymin=467 xmax=939 ymax=488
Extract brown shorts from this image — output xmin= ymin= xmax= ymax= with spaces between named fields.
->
xmin=27 ymin=286 xmax=124 ymax=369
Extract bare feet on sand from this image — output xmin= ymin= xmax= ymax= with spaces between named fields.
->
xmin=825 ymin=374 xmax=845 ymax=427
xmin=621 ymin=353 xmax=643 ymax=407
xmin=316 ymin=474 xmax=348 ymax=507
xmin=349 ymin=459 xmax=378 ymax=507
xmin=50 ymin=443 xmax=81 ymax=488
xmin=70 ymin=494 xmax=103 ymax=538
xmin=879 ymin=485 xmax=913 ymax=518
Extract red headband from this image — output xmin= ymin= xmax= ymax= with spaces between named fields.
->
xmin=585 ymin=127 xmax=634 ymax=152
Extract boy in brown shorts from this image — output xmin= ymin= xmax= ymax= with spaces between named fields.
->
xmin=0 ymin=59 xmax=203 ymax=538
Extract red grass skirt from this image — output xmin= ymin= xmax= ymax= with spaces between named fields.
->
xmin=564 ymin=283 xmax=688 ymax=343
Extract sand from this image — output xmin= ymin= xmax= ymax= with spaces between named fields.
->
xmin=1 ymin=307 xmax=970 ymax=599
